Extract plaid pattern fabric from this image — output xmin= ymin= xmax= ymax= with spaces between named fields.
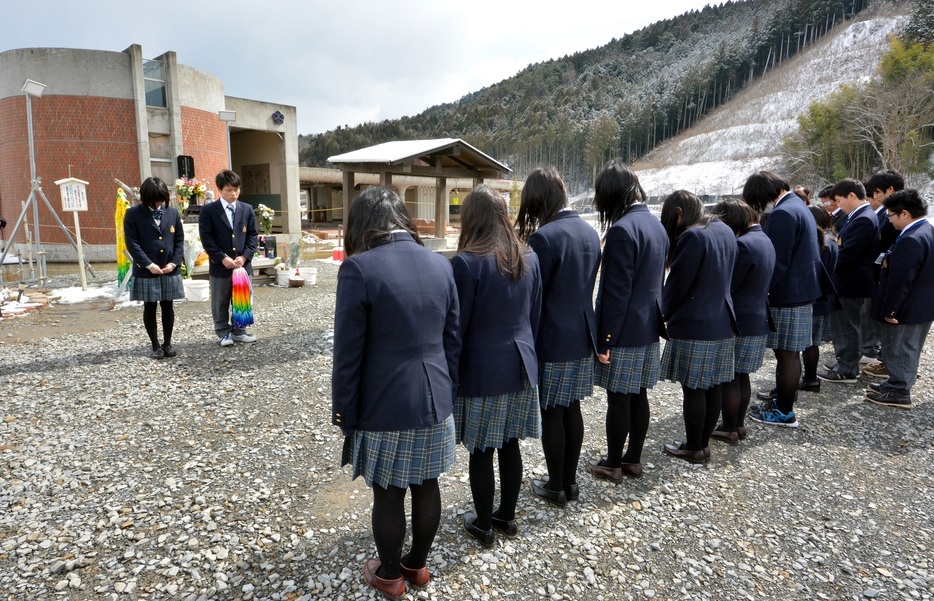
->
xmin=767 ymin=305 xmax=813 ymax=352
xmin=130 ymin=274 xmax=185 ymax=303
xmin=538 ymin=357 xmax=594 ymax=409
xmin=661 ymin=338 xmax=734 ymax=389
xmin=350 ymin=415 xmax=455 ymax=489
xmin=811 ymin=314 xmax=832 ymax=346
xmin=455 ymin=382 xmax=541 ymax=452
xmin=594 ymin=342 xmax=661 ymax=394
xmin=734 ymin=334 xmax=768 ymax=374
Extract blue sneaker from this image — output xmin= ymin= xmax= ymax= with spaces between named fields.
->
xmin=749 ymin=398 xmax=775 ymax=419
xmin=219 ymin=333 xmax=234 ymax=347
xmin=750 ymin=405 xmax=799 ymax=428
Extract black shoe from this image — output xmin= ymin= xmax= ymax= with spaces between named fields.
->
xmin=462 ymin=512 xmax=495 ymax=548
xmin=798 ymin=379 xmax=820 ymax=392
xmin=865 ymin=389 xmax=912 ymax=409
xmin=150 ymin=346 xmax=165 ymax=359
xmin=530 ymin=478 xmax=567 ymax=508
xmin=564 ymin=483 xmax=579 ymax=502
xmin=756 ymin=388 xmax=777 ymax=401
xmin=663 ymin=441 xmax=706 ymax=464
xmin=490 ymin=514 xmax=518 ymax=538
xmin=161 ymin=343 xmax=177 ymax=357
xmin=867 ymin=382 xmax=883 ymax=393
xmin=817 ymin=368 xmax=858 ymax=383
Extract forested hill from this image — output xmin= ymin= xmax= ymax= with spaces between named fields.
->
xmin=300 ymin=0 xmax=877 ymax=190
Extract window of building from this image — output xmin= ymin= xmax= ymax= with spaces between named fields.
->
xmin=143 ymin=59 xmax=167 ymax=108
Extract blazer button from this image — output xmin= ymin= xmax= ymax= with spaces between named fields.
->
xmin=335 ymin=417 xmax=342 ymax=423
xmin=158 ymin=236 xmax=163 ymax=240
xmin=159 ymin=249 xmax=164 ymax=253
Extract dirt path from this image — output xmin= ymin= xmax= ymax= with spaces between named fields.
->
xmin=1 ymin=297 xmax=122 ymax=344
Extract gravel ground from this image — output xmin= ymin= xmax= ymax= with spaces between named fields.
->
xmin=1 ymin=264 xmax=933 ymax=601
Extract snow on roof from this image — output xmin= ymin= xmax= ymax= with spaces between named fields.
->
xmin=328 ymin=138 xmax=511 ymax=173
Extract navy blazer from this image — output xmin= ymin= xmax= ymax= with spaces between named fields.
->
xmin=762 ymin=192 xmax=822 ymax=307
xmin=198 ymin=200 xmax=258 ymax=277
xmin=663 ymin=220 xmax=738 ymax=340
xmin=527 ymin=210 xmax=601 ymax=362
xmin=124 ymin=204 xmax=184 ymax=277
xmin=871 ymin=220 xmax=934 ymax=324
xmin=731 ymin=225 xmax=776 ymax=337
xmin=331 ymin=233 xmax=461 ymax=433
xmin=834 ymin=203 xmax=879 ymax=298
xmin=831 ymin=208 xmax=848 ymax=234
xmin=452 ymin=251 xmax=542 ymax=397
xmin=595 ymin=203 xmax=669 ymax=351
xmin=873 ymin=205 xmax=898 ymax=283
xmin=814 ymin=236 xmax=840 ymax=317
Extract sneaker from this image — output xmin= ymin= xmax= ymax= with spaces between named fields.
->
xmin=861 ymin=362 xmax=889 ymax=378
xmin=756 ymin=388 xmax=776 ymax=401
xmin=859 ymin=354 xmax=879 ymax=365
xmin=867 ymin=382 xmax=883 ymax=393
xmin=749 ymin=405 xmax=799 ymax=427
xmin=219 ymin=334 xmax=234 ymax=347
xmin=865 ymin=389 xmax=912 ymax=409
xmin=232 ymin=333 xmax=257 ymax=343
xmin=816 ymin=368 xmax=857 ymax=383
xmin=749 ymin=398 xmax=776 ymax=419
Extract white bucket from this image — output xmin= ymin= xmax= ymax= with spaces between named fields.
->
xmin=276 ymin=270 xmax=291 ymax=287
xmin=298 ymin=267 xmax=317 ymax=285
xmin=184 ymin=279 xmax=210 ymax=302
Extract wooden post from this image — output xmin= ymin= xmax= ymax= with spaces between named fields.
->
xmin=73 ymin=211 xmax=88 ymax=291
xmin=341 ymin=170 xmax=354 ymax=235
xmin=435 ymin=177 xmax=447 ymax=238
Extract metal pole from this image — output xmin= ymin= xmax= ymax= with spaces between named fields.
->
xmin=26 ymin=93 xmax=44 ymax=282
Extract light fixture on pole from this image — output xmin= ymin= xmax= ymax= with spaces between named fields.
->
xmin=0 ymin=79 xmax=96 ymax=284
xmin=218 ymin=110 xmax=236 ymax=169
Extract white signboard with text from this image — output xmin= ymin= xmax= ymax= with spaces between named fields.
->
xmin=59 ymin=180 xmax=89 ymax=212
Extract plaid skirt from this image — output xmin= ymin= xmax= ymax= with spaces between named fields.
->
xmin=538 ymin=357 xmax=594 ymax=409
xmin=734 ymin=334 xmax=768 ymax=374
xmin=767 ymin=305 xmax=813 ymax=352
xmin=350 ymin=415 xmax=455 ymax=489
xmin=811 ymin=314 xmax=832 ymax=346
xmin=661 ymin=338 xmax=734 ymax=389
xmin=130 ymin=273 xmax=185 ymax=302
xmin=594 ymin=342 xmax=661 ymax=394
xmin=455 ymin=382 xmax=541 ymax=452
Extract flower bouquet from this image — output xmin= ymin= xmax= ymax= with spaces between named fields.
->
xmin=173 ymin=177 xmax=207 ymax=212
xmin=257 ymin=204 xmax=275 ymax=235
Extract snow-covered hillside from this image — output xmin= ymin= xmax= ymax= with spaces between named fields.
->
xmin=634 ymin=9 xmax=910 ymax=196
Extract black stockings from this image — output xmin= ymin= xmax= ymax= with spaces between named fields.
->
xmin=603 ymin=389 xmax=650 ymax=466
xmin=468 ymin=438 xmax=522 ymax=530
xmin=720 ymin=374 xmax=750 ymax=432
xmin=802 ymin=345 xmax=819 ymax=382
xmin=371 ymin=479 xmax=441 ymax=580
xmin=682 ymin=384 xmax=722 ymax=451
xmin=773 ymin=349 xmax=800 ymax=414
xmin=540 ymin=401 xmax=584 ymax=491
xmin=143 ymin=300 xmax=175 ymax=348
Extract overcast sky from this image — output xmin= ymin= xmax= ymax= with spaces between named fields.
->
xmin=2 ymin=1 xmax=719 ymax=135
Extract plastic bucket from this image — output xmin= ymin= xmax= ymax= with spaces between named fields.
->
xmin=298 ymin=267 xmax=317 ymax=285
xmin=184 ymin=279 xmax=210 ymax=302
xmin=276 ymin=270 xmax=291 ymax=286
xmin=332 ymin=247 xmax=344 ymax=262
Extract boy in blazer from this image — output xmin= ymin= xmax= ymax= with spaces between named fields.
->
xmin=198 ymin=170 xmax=259 ymax=346
xmin=866 ymin=189 xmax=933 ymax=409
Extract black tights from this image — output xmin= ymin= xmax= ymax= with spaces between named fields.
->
xmin=773 ymin=349 xmax=800 ymax=414
xmin=468 ymin=438 xmax=522 ymax=530
xmin=371 ymin=479 xmax=441 ymax=580
xmin=682 ymin=384 xmax=721 ymax=451
xmin=143 ymin=301 xmax=175 ymax=348
xmin=602 ymin=389 xmax=650 ymax=467
xmin=802 ymin=345 xmax=819 ymax=382
xmin=540 ymin=401 xmax=584 ymax=491
xmin=720 ymin=374 xmax=751 ymax=432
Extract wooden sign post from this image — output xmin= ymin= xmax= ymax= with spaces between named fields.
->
xmin=55 ymin=177 xmax=90 ymax=291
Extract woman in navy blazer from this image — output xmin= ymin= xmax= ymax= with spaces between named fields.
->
xmin=331 ymin=188 xmax=460 ymax=598
xmin=710 ymin=200 xmax=775 ymax=445
xmin=515 ymin=167 xmax=600 ymax=506
xmin=586 ymin=161 xmax=668 ymax=483
xmin=453 ymin=185 xmax=542 ymax=547
xmin=660 ymin=191 xmax=737 ymax=464
xmin=123 ymin=177 xmax=185 ymax=359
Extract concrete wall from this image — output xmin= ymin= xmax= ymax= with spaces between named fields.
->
xmin=0 ymin=48 xmax=133 ymax=101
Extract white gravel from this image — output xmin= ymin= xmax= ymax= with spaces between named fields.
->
xmin=1 ymin=264 xmax=932 ymax=600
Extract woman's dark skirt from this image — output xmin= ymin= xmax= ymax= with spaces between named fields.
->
xmin=734 ymin=334 xmax=768 ymax=374
xmin=455 ymin=382 xmax=541 ymax=452
xmin=811 ymin=314 xmax=832 ymax=346
xmin=767 ymin=305 xmax=813 ymax=352
xmin=538 ymin=356 xmax=594 ymax=409
xmin=594 ymin=342 xmax=661 ymax=394
xmin=131 ymin=273 xmax=184 ymax=303
xmin=349 ymin=415 xmax=456 ymax=489
xmin=661 ymin=338 xmax=734 ymax=390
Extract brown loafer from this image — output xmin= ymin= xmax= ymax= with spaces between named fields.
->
xmin=620 ymin=462 xmax=644 ymax=478
xmin=586 ymin=458 xmax=623 ymax=484
xmin=400 ymin=562 xmax=430 ymax=588
xmin=363 ymin=558 xmax=405 ymax=599
xmin=710 ymin=429 xmax=739 ymax=445
xmin=663 ymin=441 xmax=706 ymax=464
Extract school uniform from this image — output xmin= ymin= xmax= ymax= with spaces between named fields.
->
xmin=452 ymin=251 xmax=542 ymax=451
xmin=123 ymin=204 xmax=184 ymax=302
xmin=527 ymin=209 xmax=601 ymax=408
xmin=812 ymin=236 xmax=839 ymax=346
xmin=829 ymin=202 xmax=880 ymax=377
xmin=331 ymin=232 xmax=460 ymax=488
xmin=594 ymin=203 xmax=669 ymax=394
xmin=762 ymin=192 xmax=822 ymax=352
xmin=871 ymin=219 xmax=934 ymax=395
xmin=730 ymin=225 xmax=776 ymax=373
xmin=198 ymin=199 xmax=259 ymax=337
xmin=831 ymin=208 xmax=848 ymax=234
xmin=661 ymin=220 xmax=738 ymax=389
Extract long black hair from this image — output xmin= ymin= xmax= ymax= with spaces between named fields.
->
xmin=458 ymin=185 xmax=527 ymax=280
xmin=515 ymin=166 xmax=568 ymax=241
xmin=593 ymin=159 xmax=646 ymax=228
xmin=660 ymin=190 xmax=712 ymax=262
xmin=344 ymin=187 xmax=422 ymax=257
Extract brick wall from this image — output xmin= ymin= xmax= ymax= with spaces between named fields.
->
xmin=180 ymin=106 xmax=229 ymax=193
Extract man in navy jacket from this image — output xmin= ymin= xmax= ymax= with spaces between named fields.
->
xmin=866 ymin=189 xmax=933 ymax=409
